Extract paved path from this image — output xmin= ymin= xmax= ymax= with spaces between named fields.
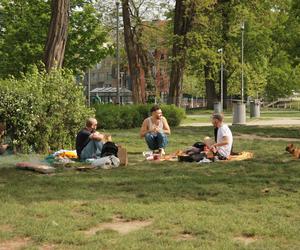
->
xmin=181 ymin=116 xmax=300 ymax=127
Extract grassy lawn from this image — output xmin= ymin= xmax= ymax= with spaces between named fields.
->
xmin=182 ymin=115 xmax=273 ymax=125
xmin=183 ymin=109 xmax=300 ymax=125
xmin=0 ymin=126 xmax=300 ymax=249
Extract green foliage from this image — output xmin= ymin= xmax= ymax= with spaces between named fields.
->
xmin=185 ymin=0 xmax=300 ymax=102
xmin=1 ymin=125 xmax=300 ymax=249
xmin=0 ymin=67 xmax=93 ymax=153
xmin=94 ymin=104 xmax=185 ymax=129
xmin=0 ymin=0 xmax=110 ymax=78
xmin=160 ymin=104 xmax=186 ymax=127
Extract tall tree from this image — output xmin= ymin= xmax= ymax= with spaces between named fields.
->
xmin=168 ymin=0 xmax=195 ymax=106
xmin=122 ymin=0 xmax=146 ymax=103
xmin=0 ymin=0 xmax=109 ymax=78
xmin=44 ymin=0 xmax=70 ymax=71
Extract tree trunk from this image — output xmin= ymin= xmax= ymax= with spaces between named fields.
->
xmin=204 ymin=64 xmax=217 ymax=109
xmin=44 ymin=0 xmax=70 ymax=72
xmin=167 ymin=0 xmax=195 ymax=106
xmin=122 ymin=0 xmax=145 ymax=103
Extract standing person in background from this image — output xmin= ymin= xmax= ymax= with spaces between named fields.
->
xmin=140 ymin=105 xmax=171 ymax=155
xmin=76 ymin=118 xmax=104 ymax=161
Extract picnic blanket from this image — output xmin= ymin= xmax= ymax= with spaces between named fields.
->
xmin=227 ymin=151 xmax=254 ymax=161
xmin=144 ymin=150 xmax=253 ymax=163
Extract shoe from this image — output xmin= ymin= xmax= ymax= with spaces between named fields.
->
xmin=158 ymin=148 xmax=165 ymax=156
xmin=197 ymin=158 xmax=212 ymax=164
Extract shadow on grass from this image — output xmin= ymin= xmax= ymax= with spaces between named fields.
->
xmin=0 ymin=125 xmax=299 ymax=205
xmin=0 ymin=154 xmax=299 ymax=205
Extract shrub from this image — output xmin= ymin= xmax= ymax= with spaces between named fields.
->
xmin=161 ymin=104 xmax=186 ymax=127
xmin=0 ymin=67 xmax=93 ymax=153
xmin=95 ymin=104 xmax=121 ymax=129
xmin=94 ymin=104 xmax=185 ymax=129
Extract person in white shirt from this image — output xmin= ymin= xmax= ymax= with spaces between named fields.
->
xmin=210 ymin=113 xmax=233 ymax=160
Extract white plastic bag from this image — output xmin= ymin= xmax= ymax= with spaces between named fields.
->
xmin=91 ymin=156 xmax=120 ymax=169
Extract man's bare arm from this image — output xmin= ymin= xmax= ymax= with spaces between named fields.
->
xmin=162 ymin=117 xmax=171 ymax=135
xmin=90 ymin=132 xmax=104 ymax=141
xmin=140 ymin=120 xmax=148 ymax=138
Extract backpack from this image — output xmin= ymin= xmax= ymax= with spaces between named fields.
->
xmin=193 ymin=142 xmax=205 ymax=151
xmin=101 ymin=142 xmax=118 ymax=157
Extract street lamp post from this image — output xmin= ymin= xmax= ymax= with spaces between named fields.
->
xmin=218 ymin=48 xmax=224 ymax=111
xmin=241 ymin=21 xmax=245 ymax=103
xmin=232 ymin=21 xmax=246 ymax=125
xmin=116 ymin=1 xmax=120 ymax=105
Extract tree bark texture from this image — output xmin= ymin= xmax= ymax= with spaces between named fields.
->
xmin=44 ymin=0 xmax=70 ymax=72
xmin=204 ymin=63 xmax=217 ymax=109
xmin=122 ymin=0 xmax=146 ymax=104
xmin=168 ymin=0 xmax=195 ymax=106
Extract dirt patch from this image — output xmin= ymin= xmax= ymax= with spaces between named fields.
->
xmin=175 ymin=232 xmax=196 ymax=241
xmin=39 ymin=244 xmax=57 ymax=250
xmin=234 ymin=236 xmax=258 ymax=245
xmin=84 ymin=216 xmax=152 ymax=236
xmin=0 ymin=237 xmax=31 ymax=250
xmin=0 ymin=224 xmax=13 ymax=232
xmin=235 ymin=134 xmax=300 ymax=142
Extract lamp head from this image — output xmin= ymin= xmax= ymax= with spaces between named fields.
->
xmin=241 ymin=22 xmax=245 ymax=30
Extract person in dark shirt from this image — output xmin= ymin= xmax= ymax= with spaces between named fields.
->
xmin=76 ymin=118 xmax=104 ymax=160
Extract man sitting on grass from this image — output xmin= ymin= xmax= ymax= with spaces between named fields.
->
xmin=76 ymin=118 xmax=104 ymax=161
xmin=140 ymin=105 xmax=171 ymax=155
xmin=210 ymin=113 xmax=233 ymax=160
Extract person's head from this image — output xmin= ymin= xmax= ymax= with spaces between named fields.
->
xmin=211 ymin=113 xmax=223 ymax=128
xmin=150 ymin=105 xmax=162 ymax=120
xmin=86 ymin=118 xmax=98 ymax=132
xmin=0 ymin=123 xmax=5 ymax=137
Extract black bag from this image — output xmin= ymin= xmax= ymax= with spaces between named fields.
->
xmin=178 ymin=155 xmax=194 ymax=162
xmin=101 ymin=142 xmax=118 ymax=157
xmin=178 ymin=152 xmax=207 ymax=162
xmin=193 ymin=142 xmax=205 ymax=151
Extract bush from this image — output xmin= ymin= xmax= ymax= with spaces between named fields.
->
xmin=94 ymin=104 xmax=185 ymax=129
xmin=0 ymin=67 xmax=93 ymax=153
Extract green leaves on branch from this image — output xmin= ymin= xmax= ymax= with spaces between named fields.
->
xmin=0 ymin=67 xmax=93 ymax=153
xmin=0 ymin=0 xmax=110 ymax=78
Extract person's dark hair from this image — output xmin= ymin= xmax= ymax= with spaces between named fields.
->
xmin=212 ymin=113 xmax=223 ymax=122
xmin=150 ymin=105 xmax=161 ymax=113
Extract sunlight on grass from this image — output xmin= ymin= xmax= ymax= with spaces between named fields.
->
xmin=0 ymin=125 xmax=300 ymax=249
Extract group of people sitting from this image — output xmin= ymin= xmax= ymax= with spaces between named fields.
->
xmin=76 ymin=105 xmax=233 ymax=162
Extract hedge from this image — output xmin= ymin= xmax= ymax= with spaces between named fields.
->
xmin=94 ymin=104 xmax=185 ymax=129
xmin=0 ymin=67 xmax=93 ymax=153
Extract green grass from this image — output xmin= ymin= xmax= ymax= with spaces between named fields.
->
xmin=182 ymin=109 xmax=300 ymax=125
xmin=182 ymin=115 xmax=273 ymax=125
xmin=0 ymin=126 xmax=300 ymax=249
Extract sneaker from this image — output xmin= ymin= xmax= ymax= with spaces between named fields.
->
xmin=197 ymin=158 xmax=212 ymax=164
xmin=143 ymin=151 xmax=153 ymax=158
xmin=158 ymin=148 xmax=165 ymax=156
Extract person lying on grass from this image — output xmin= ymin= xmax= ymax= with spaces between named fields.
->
xmin=210 ymin=113 xmax=233 ymax=160
xmin=140 ymin=105 xmax=171 ymax=156
xmin=76 ymin=118 xmax=104 ymax=161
